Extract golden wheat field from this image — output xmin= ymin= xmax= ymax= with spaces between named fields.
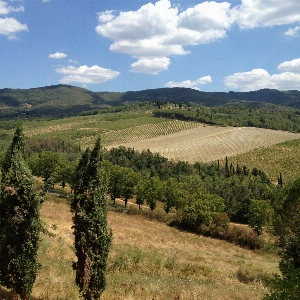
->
xmin=2 ymin=195 xmax=277 ymax=300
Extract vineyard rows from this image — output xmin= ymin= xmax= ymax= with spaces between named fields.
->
xmin=25 ymin=120 xmax=97 ymax=137
xmin=119 ymin=126 xmax=300 ymax=163
xmin=78 ymin=120 xmax=203 ymax=148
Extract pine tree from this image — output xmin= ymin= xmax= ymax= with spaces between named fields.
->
xmin=71 ymin=137 xmax=112 ymax=300
xmin=0 ymin=125 xmax=44 ymax=299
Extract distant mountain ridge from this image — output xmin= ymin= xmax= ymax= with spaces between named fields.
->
xmin=1 ymin=84 xmax=300 ymax=119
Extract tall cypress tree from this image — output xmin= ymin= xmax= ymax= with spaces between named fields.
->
xmin=0 ymin=125 xmax=43 ymax=299
xmin=71 ymin=137 xmax=112 ymax=300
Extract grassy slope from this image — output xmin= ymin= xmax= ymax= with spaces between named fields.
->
xmin=6 ymin=194 xmax=277 ymax=300
xmin=224 ymin=138 xmax=300 ymax=184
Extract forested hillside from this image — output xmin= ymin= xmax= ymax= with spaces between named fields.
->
xmin=1 ymin=85 xmax=300 ymax=119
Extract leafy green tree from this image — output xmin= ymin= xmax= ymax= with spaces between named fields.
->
xmin=263 ymin=178 xmax=300 ymax=299
xmin=136 ymin=176 xmax=163 ymax=211
xmin=263 ymin=264 xmax=300 ymax=300
xmin=119 ymin=167 xmax=141 ymax=208
xmin=57 ymin=159 xmax=77 ymax=189
xmin=0 ymin=125 xmax=44 ymax=299
xmin=71 ymin=137 xmax=112 ymax=300
xmin=180 ymin=174 xmax=203 ymax=196
xmin=28 ymin=151 xmax=61 ymax=184
xmin=180 ymin=190 xmax=225 ymax=230
xmin=135 ymin=181 xmax=145 ymax=210
xmin=247 ymin=200 xmax=273 ymax=236
xmin=106 ymin=163 xmax=123 ymax=205
xmin=162 ymin=177 xmax=183 ymax=213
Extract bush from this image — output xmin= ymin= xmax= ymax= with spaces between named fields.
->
xmin=224 ymin=225 xmax=263 ymax=249
xmin=237 ymin=265 xmax=270 ymax=284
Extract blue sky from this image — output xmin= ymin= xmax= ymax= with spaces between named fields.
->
xmin=1 ymin=0 xmax=300 ymax=92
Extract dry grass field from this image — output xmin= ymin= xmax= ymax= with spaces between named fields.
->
xmin=6 ymin=194 xmax=278 ymax=300
xmin=114 ymin=126 xmax=300 ymax=164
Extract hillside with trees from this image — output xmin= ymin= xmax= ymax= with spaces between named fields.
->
xmin=1 ymin=85 xmax=300 ymax=119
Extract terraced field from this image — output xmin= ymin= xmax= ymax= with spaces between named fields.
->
xmin=114 ymin=126 xmax=300 ymax=163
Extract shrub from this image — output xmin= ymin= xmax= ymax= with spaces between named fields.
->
xmin=224 ymin=225 xmax=262 ymax=249
xmin=237 ymin=265 xmax=270 ymax=284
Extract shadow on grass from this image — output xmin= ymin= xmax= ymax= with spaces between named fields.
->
xmin=0 ymin=286 xmax=39 ymax=300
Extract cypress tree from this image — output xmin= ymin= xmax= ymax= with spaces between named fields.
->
xmin=0 ymin=125 xmax=44 ymax=299
xmin=71 ymin=137 xmax=112 ymax=300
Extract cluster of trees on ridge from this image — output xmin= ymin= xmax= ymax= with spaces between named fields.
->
xmin=153 ymin=102 xmax=300 ymax=132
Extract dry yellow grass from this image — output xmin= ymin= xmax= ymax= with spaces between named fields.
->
xmin=15 ymin=195 xmax=279 ymax=300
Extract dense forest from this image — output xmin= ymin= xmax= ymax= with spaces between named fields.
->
xmin=1 ymin=85 xmax=300 ymax=119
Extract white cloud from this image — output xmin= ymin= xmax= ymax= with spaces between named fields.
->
xmin=165 ymin=76 xmax=212 ymax=90
xmin=0 ymin=1 xmax=27 ymax=38
xmin=130 ymin=57 xmax=170 ymax=74
xmin=68 ymin=59 xmax=78 ymax=64
xmin=56 ymin=65 xmax=120 ymax=84
xmin=98 ymin=10 xmax=115 ymax=23
xmin=0 ymin=17 xmax=28 ymax=38
xmin=49 ymin=52 xmax=67 ymax=59
xmin=235 ymin=0 xmax=300 ymax=29
xmin=96 ymin=0 xmax=234 ymax=74
xmin=177 ymin=1 xmax=234 ymax=43
xmin=0 ymin=0 xmax=24 ymax=14
xmin=278 ymin=58 xmax=300 ymax=73
xmin=284 ymin=26 xmax=300 ymax=37
xmin=223 ymin=68 xmax=300 ymax=91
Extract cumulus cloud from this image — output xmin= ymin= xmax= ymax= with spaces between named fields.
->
xmin=49 ymin=52 xmax=67 ymax=59
xmin=98 ymin=10 xmax=116 ymax=23
xmin=0 ymin=0 xmax=24 ymax=14
xmin=278 ymin=58 xmax=300 ymax=73
xmin=0 ymin=17 xmax=28 ymax=38
xmin=223 ymin=67 xmax=300 ymax=91
xmin=131 ymin=57 xmax=170 ymax=74
xmin=0 ymin=1 xmax=27 ymax=38
xmin=235 ymin=0 xmax=300 ymax=29
xmin=56 ymin=65 xmax=120 ymax=84
xmin=96 ymin=0 xmax=235 ymax=74
xmin=95 ymin=0 xmax=300 ymax=75
xmin=165 ymin=76 xmax=212 ymax=90
xmin=284 ymin=26 xmax=300 ymax=37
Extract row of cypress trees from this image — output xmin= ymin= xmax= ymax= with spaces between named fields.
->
xmin=0 ymin=125 xmax=111 ymax=299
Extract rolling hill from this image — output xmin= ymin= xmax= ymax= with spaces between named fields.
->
xmin=1 ymin=85 xmax=300 ymax=119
